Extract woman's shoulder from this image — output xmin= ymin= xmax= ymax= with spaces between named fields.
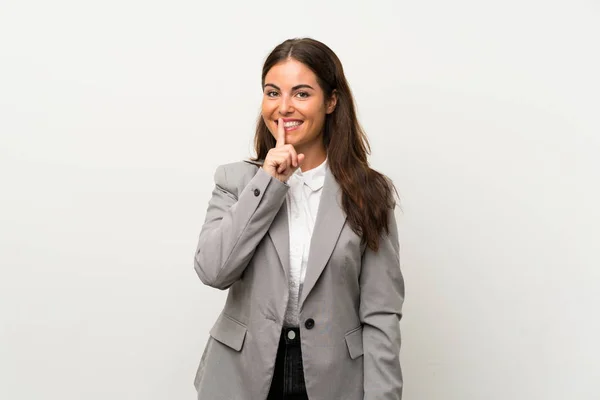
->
xmin=212 ymin=159 xmax=265 ymax=196
xmin=215 ymin=158 xmax=263 ymax=176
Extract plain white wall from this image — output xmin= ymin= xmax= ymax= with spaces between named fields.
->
xmin=1 ymin=0 xmax=598 ymax=399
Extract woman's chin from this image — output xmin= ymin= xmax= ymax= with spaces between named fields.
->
xmin=285 ymin=135 xmax=305 ymax=148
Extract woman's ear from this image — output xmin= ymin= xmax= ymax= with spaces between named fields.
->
xmin=326 ymin=90 xmax=338 ymax=114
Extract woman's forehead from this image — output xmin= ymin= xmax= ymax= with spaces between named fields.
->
xmin=264 ymin=59 xmax=319 ymax=87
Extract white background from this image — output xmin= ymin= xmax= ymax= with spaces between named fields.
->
xmin=1 ymin=0 xmax=599 ymax=399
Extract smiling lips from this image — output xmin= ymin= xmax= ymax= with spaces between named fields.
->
xmin=276 ymin=119 xmax=304 ymax=131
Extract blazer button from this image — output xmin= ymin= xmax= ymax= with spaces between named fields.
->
xmin=253 ymin=188 xmax=260 ymax=197
xmin=304 ymin=318 xmax=315 ymax=330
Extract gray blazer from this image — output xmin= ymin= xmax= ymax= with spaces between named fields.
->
xmin=193 ymin=160 xmax=404 ymax=400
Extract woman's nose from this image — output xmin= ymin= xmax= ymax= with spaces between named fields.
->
xmin=278 ymin=96 xmax=293 ymax=115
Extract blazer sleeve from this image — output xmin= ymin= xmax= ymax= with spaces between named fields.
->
xmin=194 ymin=164 xmax=289 ymax=290
xmin=359 ymin=207 xmax=405 ymax=400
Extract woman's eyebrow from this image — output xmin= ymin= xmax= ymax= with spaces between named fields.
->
xmin=291 ymin=84 xmax=314 ymax=91
xmin=263 ymin=83 xmax=315 ymax=91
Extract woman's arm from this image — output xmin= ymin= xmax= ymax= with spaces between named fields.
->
xmin=194 ymin=164 xmax=289 ymax=289
xmin=359 ymin=207 xmax=405 ymax=400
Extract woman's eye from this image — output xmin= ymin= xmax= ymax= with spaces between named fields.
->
xmin=295 ymin=91 xmax=310 ymax=99
xmin=266 ymin=91 xmax=279 ymax=97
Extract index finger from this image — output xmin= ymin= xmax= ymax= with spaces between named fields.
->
xmin=276 ymin=118 xmax=285 ymax=147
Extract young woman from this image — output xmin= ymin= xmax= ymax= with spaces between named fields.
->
xmin=193 ymin=38 xmax=405 ymax=400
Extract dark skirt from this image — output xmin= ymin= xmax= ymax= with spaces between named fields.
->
xmin=267 ymin=327 xmax=309 ymax=400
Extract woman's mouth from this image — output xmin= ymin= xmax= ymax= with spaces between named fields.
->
xmin=276 ymin=119 xmax=304 ymax=132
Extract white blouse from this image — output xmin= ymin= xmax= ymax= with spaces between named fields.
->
xmin=283 ymin=158 xmax=328 ymax=327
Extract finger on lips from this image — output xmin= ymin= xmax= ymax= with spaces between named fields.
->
xmin=269 ymin=118 xmax=304 ymax=179
xmin=277 ymin=118 xmax=285 ymax=148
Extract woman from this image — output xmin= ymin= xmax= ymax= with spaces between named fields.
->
xmin=193 ymin=38 xmax=404 ymax=400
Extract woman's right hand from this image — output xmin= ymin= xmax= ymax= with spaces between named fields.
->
xmin=262 ymin=118 xmax=305 ymax=182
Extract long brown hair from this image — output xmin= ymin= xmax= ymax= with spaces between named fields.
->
xmin=253 ymin=38 xmax=397 ymax=251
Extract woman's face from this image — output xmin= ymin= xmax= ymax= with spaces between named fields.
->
xmin=261 ymin=59 xmax=336 ymax=152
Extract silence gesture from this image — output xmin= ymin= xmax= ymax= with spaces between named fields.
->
xmin=262 ymin=118 xmax=305 ymax=182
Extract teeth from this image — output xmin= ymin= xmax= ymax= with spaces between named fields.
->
xmin=283 ymin=121 xmax=302 ymax=127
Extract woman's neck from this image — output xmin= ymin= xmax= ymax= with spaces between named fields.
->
xmin=296 ymin=143 xmax=327 ymax=172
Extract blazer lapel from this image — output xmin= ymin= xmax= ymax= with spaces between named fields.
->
xmin=299 ymin=166 xmax=347 ymax=310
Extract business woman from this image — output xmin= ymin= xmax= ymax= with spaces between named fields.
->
xmin=193 ymin=38 xmax=405 ymax=400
